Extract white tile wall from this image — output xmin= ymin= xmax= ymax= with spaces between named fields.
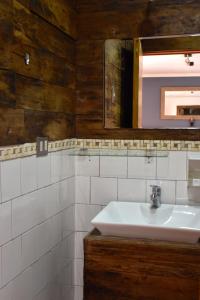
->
xmin=21 ymin=156 xmax=37 ymax=194
xmin=37 ymin=155 xmax=51 ymax=188
xmin=128 ymin=156 xmax=156 ymax=179
xmin=118 ymin=179 xmax=146 ymax=202
xmin=73 ymin=149 xmax=197 ymax=300
xmin=75 ymin=204 xmax=101 ymax=232
xmin=12 ymin=191 xmax=41 ymax=237
xmin=91 ymin=177 xmax=117 ymax=205
xmin=100 ymin=156 xmax=127 ymax=177
xmin=0 ymin=144 xmax=197 ymax=300
xmin=176 ymin=181 xmax=189 ymax=205
xmin=73 ymin=259 xmax=84 ymax=286
xmin=157 ymin=151 xmax=187 ymax=180
xmin=0 ymin=149 xmax=75 ymax=300
xmin=76 ymin=156 xmax=99 ymax=177
xmin=2 ymin=237 xmax=22 ymax=285
xmin=76 ymin=176 xmax=90 ymax=204
xmin=1 ymin=159 xmax=21 ymax=202
xmin=0 ymin=201 xmax=12 ymax=246
xmin=51 ymin=151 xmax=62 ymax=183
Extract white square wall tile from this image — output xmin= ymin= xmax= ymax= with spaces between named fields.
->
xmin=176 ymin=181 xmax=189 ymax=205
xmin=74 ymin=286 xmax=83 ymax=300
xmin=51 ymin=151 xmax=62 ymax=183
xmin=157 ymin=151 xmax=187 ymax=180
xmin=50 ymin=214 xmax=62 ymax=248
xmin=2 ymin=237 xmax=22 ymax=285
xmin=62 ymin=205 xmax=75 ymax=238
xmin=36 ymin=155 xmax=51 ymax=188
xmin=100 ymin=156 xmax=127 ymax=178
xmin=91 ymin=177 xmax=117 ymax=205
xmin=61 ymin=150 xmax=75 ymax=179
xmin=156 ymin=157 xmax=169 ymax=179
xmin=31 ymin=254 xmax=49 ymax=296
xmin=22 ymin=227 xmax=38 ymax=270
xmin=62 ymin=233 xmax=74 ymax=262
xmin=73 ymin=259 xmax=84 ymax=286
xmin=0 ymin=201 xmax=11 ymax=246
xmin=75 ymin=204 xmax=101 ymax=232
xmin=11 ymin=267 xmax=34 ymax=300
xmin=21 ymin=156 xmax=37 ymax=194
xmin=76 ymin=156 xmax=99 ymax=176
xmin=75 ymin=232 xmax=87 ymax=259
xmin=12 ymin=191 xmax=42 ymax=237
xmin=38 ymin=184 xmax=60 ymax=219
xmin=76 ymin=176 xmax=90 ymax=204
xmin=0 ymin=282 xmax=12 ymax=299
xmin=0 ymin=247 xmax=2 ymax=288
xmin=1 ymin=159 xmax=21 ymax=202
xmin=128 ymin=157 xmax=156 ymax=179
xmin=146 ymin=180 xmax=176 ymax=204
xmin=118 ymin=179 xmax=146 ymax=202
xmin=60 ymin=177 xmax=75 ymax=210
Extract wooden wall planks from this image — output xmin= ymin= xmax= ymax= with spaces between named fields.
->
xmin=0 ymin=0 xmax=76 ymax=145
xmin=76 ymin=0 xmax=200 ymax=140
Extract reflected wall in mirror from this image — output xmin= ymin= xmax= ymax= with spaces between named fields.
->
xmin=104 ymin=39 xmax=133 ymax=128
xmin=161 ymin=87 xmax=200 ymax=124
xmin=104 ymin=35 xmax=200 ymax=129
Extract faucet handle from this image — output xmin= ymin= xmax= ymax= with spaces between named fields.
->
xmin=150 ymin=185 xmax=161 ymax=193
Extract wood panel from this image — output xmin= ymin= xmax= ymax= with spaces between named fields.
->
xmin=0 ymin=71 xmax=16 ymax=107
xmin=15 ymin=75 xmax=74 ymax=114
xmin=0 ymin=0 xmax=76 ymax=145
xmin=30 ymin=0 xmax=77 ymax=39
xmin=12 ymin=42 xmax=75 ymax=86
xmin=24 ymin=110 xmax=74 ymax=142
xmin=14 ymin=1 xmax=75 ymax=61
xmin=84 ymin=230 xmax=200 ymax=300
xmin=0 ymin=107 xmax=25 ymax=146
xmin=76 ymin=0 xmax=200 ymax=140
xmin=76 ymin=115 xmax=200 ymax=140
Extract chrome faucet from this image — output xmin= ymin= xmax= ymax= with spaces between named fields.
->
xmin=150 ymin=185 xmax=161 ymax=209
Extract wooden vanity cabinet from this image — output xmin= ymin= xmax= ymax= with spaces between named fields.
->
xmin=84 ymin=230 xmax=200 ymax=300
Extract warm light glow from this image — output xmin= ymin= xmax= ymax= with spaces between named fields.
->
xmin=143 ymin=53 xmax=200 ymax=77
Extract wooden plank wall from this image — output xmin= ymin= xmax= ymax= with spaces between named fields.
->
xmin=76 ymin=0 xmax=200 ymax=140
xmin=0 ymin=0 xmax=77 ymax=145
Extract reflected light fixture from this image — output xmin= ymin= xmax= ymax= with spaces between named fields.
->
xmin=184 ymin=53 xmax=194 ymax=66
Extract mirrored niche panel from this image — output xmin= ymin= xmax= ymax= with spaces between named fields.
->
xmin=104 ymin=35 xmax=200 ymax=129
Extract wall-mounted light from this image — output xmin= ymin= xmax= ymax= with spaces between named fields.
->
xmin=24 ymin=53 xmax=30 ymax=65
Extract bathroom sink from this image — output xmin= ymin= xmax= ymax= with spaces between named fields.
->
xmin=91 ymin=201 xmax=200 ymax=244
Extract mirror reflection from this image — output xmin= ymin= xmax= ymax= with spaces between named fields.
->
xmin=104 ymin=35 xmax=200 ymax=129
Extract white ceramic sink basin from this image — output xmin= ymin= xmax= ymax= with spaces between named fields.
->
xmin=91 ymin=201 xmax=200 ymax=244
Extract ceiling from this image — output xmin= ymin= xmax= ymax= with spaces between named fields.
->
xmin=142 ymin=53 xmax=200 ymax=77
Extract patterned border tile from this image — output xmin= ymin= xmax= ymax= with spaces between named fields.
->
xmin=0 ymin=138 xmax=200 ymax=161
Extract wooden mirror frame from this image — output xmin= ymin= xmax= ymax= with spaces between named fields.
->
xmin=100 ymin=34 xmax=200 ymax=140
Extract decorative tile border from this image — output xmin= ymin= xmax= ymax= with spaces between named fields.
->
xmin=75 ymin=139 xmax=200 ymax=152
xmin=0 ymin=138 xmax=200 ymax=161
xmin=0 ymin=139 xmax=76 ymax=161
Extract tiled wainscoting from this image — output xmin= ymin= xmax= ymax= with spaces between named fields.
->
xmin=0 ymin=150 xmax=75 ymax=300
xmin=0 ymin=139 xmax=199 ymax=300
xmin=74 ymin=150 xmax=198 ymax=299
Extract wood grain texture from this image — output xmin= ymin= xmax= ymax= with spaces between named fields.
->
xmin=0 ymin=0 xmax=76 ymax=145
xmin=14 ymin=1 xmax=75 ymax=60
xmin=76 ymin=0 xmax=200 ymax=140
xmin=84 ymin=230 xmax=200 ymax=300
xmin=30 ymin=0 xmax=77 ymax=39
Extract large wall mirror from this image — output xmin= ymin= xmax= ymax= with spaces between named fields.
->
xmin=104 ymin=35 xmax=200 ymax=129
